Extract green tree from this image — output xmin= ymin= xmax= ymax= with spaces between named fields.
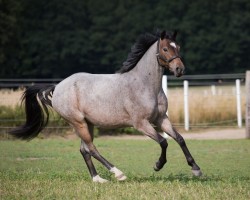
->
xmin=17 ymin=0 xmax=91 ymax=78
xmin=0 ymin=0 xmax=249 ymax=78
xmin=0 ymin=0 xmax=21 ymax=78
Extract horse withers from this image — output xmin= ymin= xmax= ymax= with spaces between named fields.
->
xmin=10 ymin=30 xmax=202 ymax=183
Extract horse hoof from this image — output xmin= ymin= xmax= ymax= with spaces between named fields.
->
xmin=110 ymin=167 xmax=127 ymax=181
xmin=192 ymin=169 xmax=202 ymax=177
xmin=153 ymin=164 xmax=160 ymax=172
xmin=154 ymin=160 xmax=166 ymax=171
xmin=116 ymin=174 xmax=127 ymax=181
xmin=93 ymin=175 xmax=108 ymax=183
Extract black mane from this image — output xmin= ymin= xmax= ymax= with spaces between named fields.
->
xmin=117 ymin=30 xmax=174 ymax=74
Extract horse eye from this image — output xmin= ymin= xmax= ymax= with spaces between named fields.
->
xmin=163 ymin=47 xmax=168 ymax=52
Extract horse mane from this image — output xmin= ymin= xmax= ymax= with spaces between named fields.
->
xmin=116 ymin=30 xmax=174 ymax=74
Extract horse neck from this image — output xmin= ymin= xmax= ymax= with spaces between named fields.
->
xmin=128 ymin=42 xmax=164 ymax=93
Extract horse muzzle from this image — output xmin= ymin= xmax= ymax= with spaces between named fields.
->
xmin=174 ymin=66 xmax=185 ymax=77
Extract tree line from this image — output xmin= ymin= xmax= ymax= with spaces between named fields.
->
xmin=0 ymin=0 xmax=249 ymax=78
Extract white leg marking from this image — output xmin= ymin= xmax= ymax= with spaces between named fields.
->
xmin=92 ymin=175 xmax=108 ymax=183
xmin=110 ymin=167 xmax=127 ymax=181
xmin=159 ymin=132 xmax=169 ymax=140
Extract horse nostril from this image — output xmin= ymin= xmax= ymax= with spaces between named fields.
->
xmin=183 ymin=68 xmax=186 ymax=74
xmin=176 ymin=67 xmax=181 ymax=74
xmin=176 ymin=67 xmax=185 ymax=74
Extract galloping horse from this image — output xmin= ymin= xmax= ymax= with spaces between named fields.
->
xmin=10 ymin=30 xmax=202 ymax=183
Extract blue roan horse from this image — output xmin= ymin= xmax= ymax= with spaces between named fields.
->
xmin=10 ymin=30 xmax=202 ymax=182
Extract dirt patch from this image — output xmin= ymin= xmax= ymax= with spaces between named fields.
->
xmin=27 ymin=128 xmax=246 ymax=141
xmin=99 ymin=128 xmax=246 ymax=140
xmin=16 ymin=157 xmax=55 ymax=161
xmin=181 ymin=128 xmax=246 ymax=140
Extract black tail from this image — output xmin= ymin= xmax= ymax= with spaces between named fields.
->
xmin=9 ymin=85 xmax=55 ymax=140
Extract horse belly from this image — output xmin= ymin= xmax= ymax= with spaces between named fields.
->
xmin=84 ymin=106 xmax=131 ymax=128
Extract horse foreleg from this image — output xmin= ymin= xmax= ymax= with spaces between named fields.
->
xmin=154 ymin=140 xmax=168 ymax=171
xmin=159 ymin=117 xmax=202 ymax=176
xmin=135 ymin=119 xmax=168 ymax=171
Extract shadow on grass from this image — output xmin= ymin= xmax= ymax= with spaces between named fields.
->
xmin=126 ymin=173 xmax=223 ymax=183
xmin=125 ymin=173 xmax=250 ymax=184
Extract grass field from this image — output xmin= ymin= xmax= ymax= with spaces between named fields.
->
xmin=0 ymin=137 xmax=250 ymax=200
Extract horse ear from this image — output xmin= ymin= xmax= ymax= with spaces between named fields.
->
xmin=173 ymin=30 xmax=178 ymax=40
xmin=161 ymin=30 xmax=166 ymax=40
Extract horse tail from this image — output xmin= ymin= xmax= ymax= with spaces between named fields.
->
xmin=9 ymin=85 xmax=56 ymax=140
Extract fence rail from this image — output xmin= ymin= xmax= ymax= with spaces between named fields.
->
xmin=168 ymin=73 xmax=246 ymax=86
xmin=0 ymin=73 xmax=246 ymax=88
xmin=161 ymin=74 xmax=246 ymax=131
xmin=170 ymin=78 xmax=243 ymax=130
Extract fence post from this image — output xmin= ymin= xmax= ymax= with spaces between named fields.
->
xmin=246 ymin=71 xmax=250 ymax=138
xmin=160 ymin=75 xmax=169 ymax=139
xmin=184 ymin=80 xmax=189 ymax=131
xmin=211 ymin=85 xmax=216 ymax=96
xmin=236 ymin=79 xmax=242 ymax=128
xmin=162 ymin=75 xmax=167 ymax=97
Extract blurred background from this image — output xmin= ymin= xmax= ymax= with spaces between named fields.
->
xmin=0 ymin=0 xmax=249 ymax=78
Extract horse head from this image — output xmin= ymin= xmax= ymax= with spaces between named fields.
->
xmin=157 ymin=30 xmax=185 ymax=77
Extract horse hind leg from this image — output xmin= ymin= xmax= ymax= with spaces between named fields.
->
xmin=79 ymin=140 xmax=106 ymax=183
xmin=76 ymin=122 xmax=106 ymax=183
xmin=75 ymin=121 xmax=126 ymax=182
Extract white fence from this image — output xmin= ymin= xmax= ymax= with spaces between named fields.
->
xmin=162 ymin=74 xmax=245 ymax=131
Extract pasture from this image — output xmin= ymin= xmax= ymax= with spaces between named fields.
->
xmin=0 ymin=137 xmax=249 ymax=199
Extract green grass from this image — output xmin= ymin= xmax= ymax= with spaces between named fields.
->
xmin=0 ymin=137 xmax=250 ymax=200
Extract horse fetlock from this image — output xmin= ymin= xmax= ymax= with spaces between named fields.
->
xmin=92 ymin=175 xmax=108 ymax=183
xmin=187 ymin=157 xmax=195 ymax=166
xmin=191 ymin=162 xmax=200 ymax=170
